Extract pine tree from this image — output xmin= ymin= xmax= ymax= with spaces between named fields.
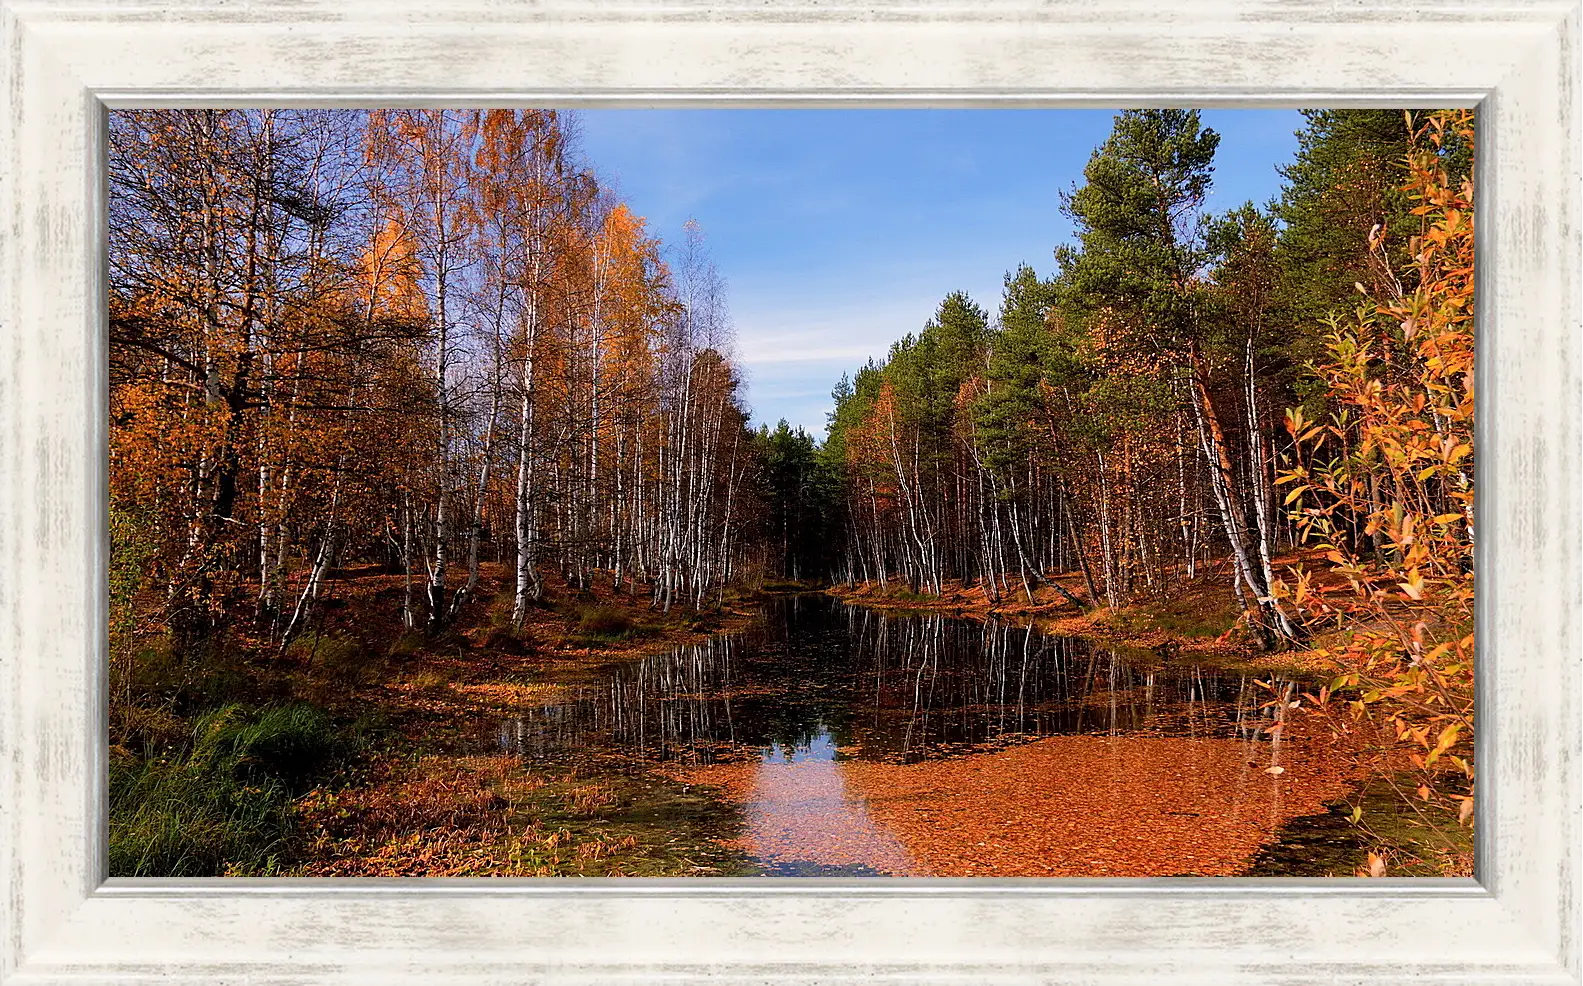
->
xmin=1057 ymin=109 xmax=1300 ymax=644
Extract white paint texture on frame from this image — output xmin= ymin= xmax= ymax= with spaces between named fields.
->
xmin=0 ymin=1 xmax=1578 ymax=983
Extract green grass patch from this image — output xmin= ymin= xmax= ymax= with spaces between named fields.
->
xmin=287 ymin=632 xmax=374 ymax=681
xmin=759 ymin=579 xmax=820 ymax=593
xmin=109 ymin=750 xmax=291 ymax=877
xmin=116 ymin=634 xmax=268 ymax=710
xmin=1104 ymin=592 xmax=1240 ymax=640
xmin=108 ymin=702 xmax=354 ymax=877
xmin=386 ymin=629 xmax=427 ymax=659
xmin=571 ymin=605 xmax=657 ymax=644
xmin=408 ymin=668 xmax=452 ymax=690
xmin=192 ymin=702 xmax=342 ymax=788
xmin=1246 ymin=777 xmax=1475 ymax=877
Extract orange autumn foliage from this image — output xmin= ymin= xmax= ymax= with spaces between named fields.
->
xmin=1278 ymin=110 xmax=1476 ymax=826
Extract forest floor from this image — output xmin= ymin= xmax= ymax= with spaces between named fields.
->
xmin=111 ymin=563 xmax=764 ymax=877
xmin=111 ymin=556 xmax=1471 ymax=878
xmin=286 ymin=564 xmax=768 ymax=877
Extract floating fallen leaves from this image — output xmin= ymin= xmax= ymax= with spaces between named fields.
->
xmin=841 ymin=728 xmax=1352 ymax=877
xmin=674 ymin=714 xmax=1355 ymax=878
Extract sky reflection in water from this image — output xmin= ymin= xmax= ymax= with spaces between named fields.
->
xmin=495 ymin=595 xmax=1308 ymax=876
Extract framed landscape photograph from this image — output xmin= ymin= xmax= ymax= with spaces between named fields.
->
xmin=98 ymin=102 xmax=1470 ymax=881
xmin=2 ymin=1 xmax=1579 ymax=983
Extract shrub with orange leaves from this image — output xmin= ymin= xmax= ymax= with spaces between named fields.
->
xmin=1277 ymin=110 xmax=1475 ymax=835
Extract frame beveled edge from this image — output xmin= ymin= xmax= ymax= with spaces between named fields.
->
xmin=94 ymin=874 xmax=1485 ymax=896
xmin=0 ymin=1 xmax=1578 ymax=983
xmin=89 ymin=89 xmax=1499 ymax=110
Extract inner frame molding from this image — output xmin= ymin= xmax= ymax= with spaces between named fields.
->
xmin=1 ymin=1 xmax=1578 ymax=983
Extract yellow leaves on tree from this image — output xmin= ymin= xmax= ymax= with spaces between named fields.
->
xmin=1278 ymin=110 xmax=1475 ymax=827
xmin=598 ymin=204 xmax=668 ymax=377
xmin=360 ymin=217 xmax=429 ymax=323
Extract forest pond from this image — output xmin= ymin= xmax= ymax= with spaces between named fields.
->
xmin=495 ymin=595 xmax=1356 ymax=877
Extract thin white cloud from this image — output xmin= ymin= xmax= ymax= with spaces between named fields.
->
xmin=751 ymin=383 xmax=844 ymax=400
xmin=728 ymin=290 xmax=984 ymax=433
xmin=738 ymin=344 xmax=880 ymax=366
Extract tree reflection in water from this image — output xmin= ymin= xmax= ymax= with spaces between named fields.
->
xmin=494 ymin=595 xmax=1326 ymax=876
xmin=497 ymin=594 xmax=1296 ymax=766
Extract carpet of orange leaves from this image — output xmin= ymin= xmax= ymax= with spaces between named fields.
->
xmin=293 ymin=755 xmax=552 ymax=876
xmin=671 ymin=712 xmax=1357 ymax=877
xmin=844 ymin=732 xmax=1353 ymax=877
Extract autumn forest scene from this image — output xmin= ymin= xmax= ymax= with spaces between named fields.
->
xmin=108 ymin=108 xmax=1475 ymax=878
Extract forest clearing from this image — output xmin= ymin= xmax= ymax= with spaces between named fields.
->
xmin=109 ymin=107 xmax=1474 ymax=878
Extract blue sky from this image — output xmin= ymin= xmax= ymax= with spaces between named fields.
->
xmin=573 ymin=109 xmax=1306 ymax=437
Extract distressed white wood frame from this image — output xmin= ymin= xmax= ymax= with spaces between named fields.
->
xmin=0 ymin=0 xmax=1577 ymax=983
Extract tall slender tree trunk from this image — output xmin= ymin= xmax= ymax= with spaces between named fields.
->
xmin=512 ymin=291 xmax=544 ymax=627
xmin=1186 ymin=340 xmax=1300 ymax=645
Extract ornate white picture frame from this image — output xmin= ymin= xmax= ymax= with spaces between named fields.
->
xmin=1 ymin=1 xmax=1577 ymax=982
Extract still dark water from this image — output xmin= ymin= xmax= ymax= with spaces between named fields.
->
xmin=492 ymin=595 xmax=1341 ymax=876
xmin=500 ymin=593 xmax=1290 ymax=765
